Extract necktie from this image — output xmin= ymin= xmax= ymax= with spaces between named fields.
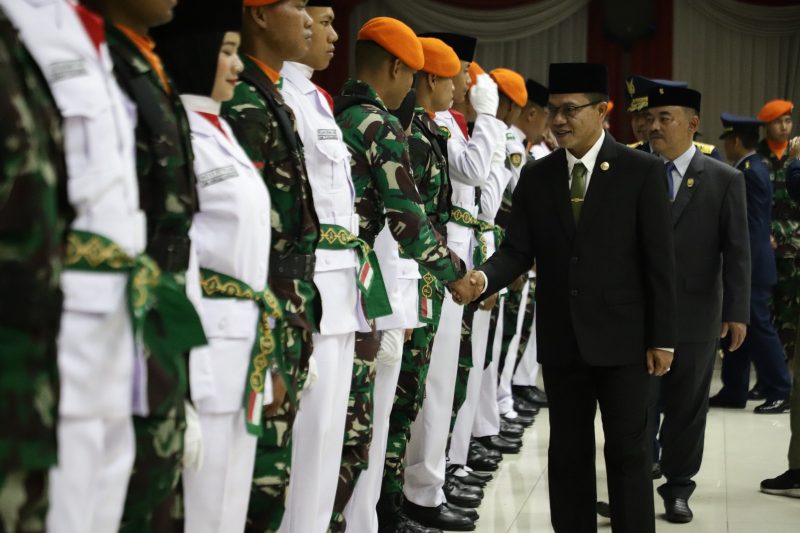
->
xmin=664 ymin=161 xmax=676 ymax=200
xmin=570 ymin=162 xmax=587 ymax=223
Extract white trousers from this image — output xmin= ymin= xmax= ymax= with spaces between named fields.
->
xmin=183 ymin=412 xmax=257 ymax=533
xmin=279 ymin=331 xmax=356 ymax=533
xmin=403 ymin=294 xmax=465 ymax=507
xmin=343 ymin=329 xmax=404 ymax=533
xmin=497 ymin=280 xmax=530 ymax=415
xmin=473 ymin=297 xmax=505 ymax=438
xmin=448 ymin=307 xmax=492 ymax=466
xmin=47 ymin=416 xmax=134 ymax=533
xmin=512 ymin=309 xmax=540 ymax=387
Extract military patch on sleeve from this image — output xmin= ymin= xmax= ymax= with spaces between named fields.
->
xmin=438 ymin=126 xmax=451 ymax=139
xmin=510 ymin=153 xmax=523 ymax=167
xmin=506 ymin=131 xmax=515 ymax=141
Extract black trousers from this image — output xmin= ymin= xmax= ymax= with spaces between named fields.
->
xmin=656 ymin=340 xmax=717 ymax=500
xmin=542 ymin=361 xmax=654 ymax=533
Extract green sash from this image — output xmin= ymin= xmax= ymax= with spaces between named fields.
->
xmin=451 ymin=206 xmax=488 ymax=266
xmin=199 ymin=268 xmax=285 ymax=437
xmin=317 ymin=223 xmax=392 ymax=319
xmin=64 ymin=230 xmax=207 ymax=359
xmin=478 ymin=219 xmax=505 ymax=251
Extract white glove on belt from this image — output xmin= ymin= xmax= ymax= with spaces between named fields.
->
xmin=470 ymin=74 xmax=499 ymax=117
xmin=183 ymin=401 xmax=203 ymax=472
xmin=376 ymin=328 xmax=404 ymax=365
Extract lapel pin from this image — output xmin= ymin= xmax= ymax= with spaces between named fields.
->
xmin=687 ymin=178 xmax=695 ymax=188
xmin=600 ymin=161 xmax=609 ymax=171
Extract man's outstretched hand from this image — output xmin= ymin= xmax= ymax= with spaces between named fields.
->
xmin=450 ymin=270 xmax=486 ymax=305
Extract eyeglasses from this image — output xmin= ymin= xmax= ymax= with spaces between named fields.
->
xmin=546 ymin=101 xmax=604 ymax=119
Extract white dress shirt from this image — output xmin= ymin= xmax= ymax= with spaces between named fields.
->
xmin=565 ymin=130 xmax=606 ymax=191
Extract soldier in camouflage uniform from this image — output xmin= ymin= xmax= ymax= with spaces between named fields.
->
xmin=0 ymin=8 xmax=71 ymax=531
xmin=332 ymin=21 xmax=466 ymax=532
xmin=220 ymin=3 xmax=319 ymax=531
xmin=79 ymin=2 xmax=201 ymax=530
xmin=757 ymin=100 xmax=799 ymax=362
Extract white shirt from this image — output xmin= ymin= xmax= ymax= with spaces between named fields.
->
xmin=280 ymin=61 xmax=364 ymax=335
xmin=530 ymin=141 xmax=552 ymax=160
xmin=565 ymin=130 xmax=606 ymax=191
xmin=506 ymin=126 xmax=527 ymax=191
xmin=662 ymin=144 xmax=696 ymax=198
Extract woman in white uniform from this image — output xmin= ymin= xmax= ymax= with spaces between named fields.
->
xmin=154 ymin=2 xmax=275 ymax=532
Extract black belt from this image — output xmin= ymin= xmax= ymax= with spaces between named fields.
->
xmin=270 ymin=252 xmax=316 ymax=281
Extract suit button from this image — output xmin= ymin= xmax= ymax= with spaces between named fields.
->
xmin=570 ymin=289 xmax=578 ymax=297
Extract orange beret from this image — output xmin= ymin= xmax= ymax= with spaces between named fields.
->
xmin=468 ymin=61 xmax=485 ymax=87
xmin=606 ymin=100 xmax=614 ymax=114
xmin=243 ymin=0 xmax=281 ymax=5
xmin=357 ymin=17 xmax=424 ymax=71
xmin=419 ymin=37 xmax=460 ymax=78
xmin=490 ymin=68 xmax=527 ymax=108
xmin=758 ymin=99 xmax=794 ymax=123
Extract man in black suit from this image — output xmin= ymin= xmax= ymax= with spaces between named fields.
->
xmin=451 ymin=63 xmax=676 ymax=533
xmin=644 ymin=88 xmax=751 ymax=524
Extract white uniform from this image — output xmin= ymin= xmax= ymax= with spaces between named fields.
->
xmin=180 ymin=96 xmax=271 ymax=533
xmin=404 ymin=111 xmax=506 ymax=508
xmin=1 ymin=2 xmax=142 ymax=531
xmin=277 ymin=62 xmax=363 ymax=533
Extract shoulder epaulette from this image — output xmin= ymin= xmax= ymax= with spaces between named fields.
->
xmin=627 ymin=141 xmax=644 ymax=149
xmin=693 ymin=141 xmax=716 ymax=155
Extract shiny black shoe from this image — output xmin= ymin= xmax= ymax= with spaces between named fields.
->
xmin=502 ymin=412 xmax=535 ymax=427
xmin=513 ymin=399 xmax=540 ymax=417
xmin=754 ymin=398 xmax=791 ymax=414
xmin=465 ymin=454 xmax=499 ymax=472
xmin=760 ymin=469 xmax=800 ymax=498
xmin=470 ymin=439 xmax=502 ymax=460
xmin=513 ymin=385 xmax=548 ymax=407
xmin=748 ymin=384 xmax=765 ymax=400
xmin=449 ymin=477 xmax=484 ymax=498
xmin=444 ymin=479 xmax=482 ymax=508
xmin=447 ymin=471 xmax=487 ymax=488
xmin=382 ymin=514 xmax=443 ymax=533
xmin=403 ymin=501 xmax=475 ymax=532
xmin=462 ymin=469 xmax=493 ymax=483
xmin=499 ymin=419 xmax=524 ymax=438
xmin=475 ymin=435 xmax=521 ymax=454
xmin=444 ymin=502 xmax=479 ymax=521
xmin=596 ymin=501 xmax=610 ymax=518
xmin=663 ymin=498 xmax=693 ymax=523
xmin=708 ymin=393 xmax=746 ymax=409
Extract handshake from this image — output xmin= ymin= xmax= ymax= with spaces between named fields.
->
xmin=449 ymin=270 xmax=486 ymax=305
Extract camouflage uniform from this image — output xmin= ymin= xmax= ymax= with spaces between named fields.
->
xmin=106 ymin=26 xmax=199 ymax=533
xmin=381 ymin=108 xmax=450 ymax=509
xmin=331 ymin=83 xmax=465 ymax=530
xmin=222 ymin=55 xmax=321 ymax=533
xmin=759 ymin=139 xmax=800 ymax=359
xmin=0 ymin=8 xmax=71 ymax=531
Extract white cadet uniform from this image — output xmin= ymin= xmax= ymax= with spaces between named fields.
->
xmin=278 ymin=62 xmax=363 ymax=533
xmin=1 ymin=2 xmax=142 ymax=531
xmin=496 ymin=125 xmax=530 ymax=417
xmin=404 ymin=111 xmax=506 ymax=507
xmin=180 ymin=96 xmax=271 ymax=533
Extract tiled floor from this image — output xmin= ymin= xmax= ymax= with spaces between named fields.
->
xmin=472 ymin=365 xmax=800 ymax=532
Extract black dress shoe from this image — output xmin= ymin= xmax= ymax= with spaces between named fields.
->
xmin=513 ymin=385 xmax=548 ymax=407
xmin=502 ymin=412 xmax=535 ymax=427
xmin=470 ymin=439 xmax=502 ymax=460
xmin=663 ymin=497 xmax=693 ymax=523
xmin=444 ymin=502 xmax=479 ymax=521
xmin=708 ymin=393 xmax=746 ymax=409
xmin=748 ymin=384 xmax=765 ymax=400
xmin=403 ymin=501 xmax=475 ymax=531
xmin=499 ymin=419 xmax=524 ymax=438
xmin=447 ymin=472 xmax=487 ymax=488
xmin=381 ymin=514 xmax=443 ymax=533
xmin=596 ymin=501 xmax=610 ymax=518
xmin=754 ymin=398 xmax=791 ymax=414
xmin=463 ymin=469 xmax=493 ymax=483
xmin=465 ymin=454 xmax=498 ymax=472
xmin=760 ymin=469 xmax=800 ymax=498
xmin=513 ymin=399 xmax=540 ymax=417
xmin=475 ymin=435 xmax=521 ymax=454
xmin=449 ymin=478 xmax=484 ymax=498
xmin=444 ymin=479 xmax=482 ymax=508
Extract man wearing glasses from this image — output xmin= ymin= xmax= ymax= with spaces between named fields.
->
xmin=450 ymin=63 xmax=676 ymax=532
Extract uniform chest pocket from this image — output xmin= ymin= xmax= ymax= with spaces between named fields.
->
xmin=53 ymin=73 xmax=112 ymax=164
xmin=314 ymin=139 xmax=352 ymax=192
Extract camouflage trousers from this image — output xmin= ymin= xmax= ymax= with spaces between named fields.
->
xmin=329 ymin=329 xmax=380 ymax=532
xmin=0 ymin=468 xmax=48 ymax=533
xmin=246 ymin=324 xmax=311 ymax=533
xmin=773 ymin=255 xmax=800 ymax=359
xmin=450 ymin=304 xmax=477 ymax=433
xmin=120 ymin=346 xmax=188 ymax=533
xmin=381 ymin=325 xmax=436 ymax=497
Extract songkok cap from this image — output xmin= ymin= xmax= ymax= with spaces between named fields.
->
xmin=153 ymin=0 xmax=242 ymax=97
xmin=647 ymin=86 xmax=701 ymax=112
xmin=468 ymin=61 xmax=485 ymax=87
xmin=243 ymin=0 xmax=281 ymax=5
xmin=758 ymin=99 xmax=794 ymax=123
xmin=548 ymin=63 xmax=608 ymax=96
xmin=719 ymin=112 xmax=764 ymax=139
xmin=525 ymin=78 xmax=548 ymax=108
xmin=306 ymin=0 xmax=334 ymax=5
xmin=357 ymin=17 xmax=424 ymax=71
xmin=490 ymin=68 xmax=527 ymax=108
xmin=625 ymin=75 xmax=687 ymax=112
xmin=419 ymin=38 xmax=460 ymax=78
xmin=418 ymin=32 xmax=477 ymax=62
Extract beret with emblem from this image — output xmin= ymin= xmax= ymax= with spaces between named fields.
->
xmin=418 ymin=32 xmax=477 ymax=62
xmin=548 ymin=63 xmax=608 ymax=96
xmin=647 ymin=86 xmax=701 ymax=113
xmin=358 ymin=17 xmax=424 ymax=71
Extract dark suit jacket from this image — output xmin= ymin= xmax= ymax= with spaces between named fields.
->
xmin=672 ymin=150 xmax=750 ymax=343
xmin=738 ymin=153 xmax=775 ymax=288
xmin=479 ymin=134 xmax=676 ymax=366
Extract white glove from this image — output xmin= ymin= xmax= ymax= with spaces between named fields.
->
xmin=183 ymin=401 xmax=203 ymax=472
xmin=469 ymin=74 xmax=499 ymax=116
xmin=303 ymin=355 xmax=319 ymax=391
xmin=376 ymin=328 xmax=404 ymax=365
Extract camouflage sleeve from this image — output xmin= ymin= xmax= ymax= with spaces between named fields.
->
xmin=407 ymin=124 xmax=436 ymax=212
xmin=221 ymin=82 xmax=271 ymax=168
xmin=367 ymin=112 xmax=464 ymax=282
